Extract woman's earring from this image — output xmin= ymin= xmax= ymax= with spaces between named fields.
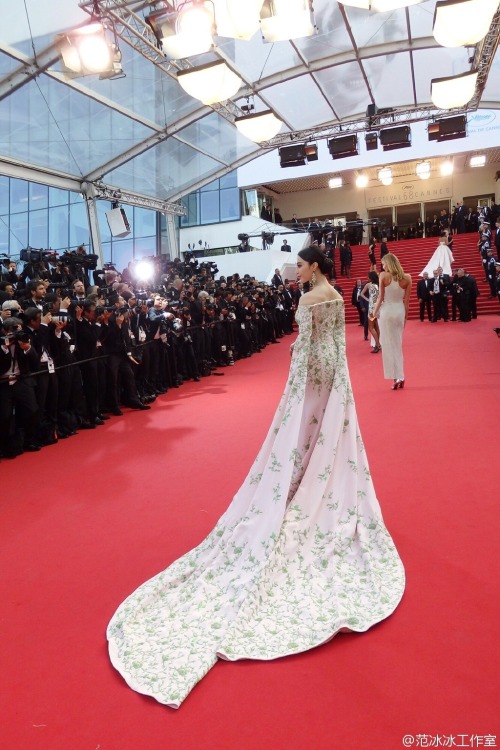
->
xmin=311 ymin=270 xmax=317 ymax=288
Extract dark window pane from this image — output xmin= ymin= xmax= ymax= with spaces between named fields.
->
xmin=10 ymin=179 xmax=29 ymax=214
xmin=29 ymin=182 xmax=48 ymax=211
xmin=28 ymin=209 xmax=49 ymax=248
xmin=220 ymin=171 xmax=237 ymax=188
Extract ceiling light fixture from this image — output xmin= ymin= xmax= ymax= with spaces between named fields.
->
xmin=177 ymin=60 xmax=241 ymax=104
xmin=378 ymin=167 xmax=393 ymax=186
xmin=235 ymin=109 xmax=283 ymax=142
xmin=356 ymin=174 xmax=369 ymax=188
xmin=416 ymin=161 xmax=431 ymax=180
xmin=216 ymin=0 xmax=265 ymax=40
xmin=440 ymin=160 xmax=454 ymax=176
xmin=260 ymin=0 xmax=316 ymax=43
xmin=431 ymin=70 xmax=478 ymax=109
xmin=56 ymin=19 xmax=124 ymax=79
xmin=470 ymin=155 xmax=486 ymax=168
xmin=329 ymin=177 xmax=343 ymax=189
xmin=433 ymin=0 xmax=498 ymax=48
xmin=146 ymin=1 xmax=214 ymax=59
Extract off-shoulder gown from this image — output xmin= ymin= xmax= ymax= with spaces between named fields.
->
xmin=107 ymin=300 xmax=405 ymax=707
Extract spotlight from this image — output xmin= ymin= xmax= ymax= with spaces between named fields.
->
xmin=146 ymin=1 xmax=214 ymax=59
xmin=428 ymin=115 xmax=467 ymax=142
xmin=177 ymin=61 xmax=241 ymax=104
xmin=328 ymin=135 xmax=359 ymax=159
xmin=356 ymin=174 xmax=369 ymax=188
xmin=235 ymin=110 xmax=283 ymax=142
xmin=278 ymin=143 xmax=318 ymax=168
xmin=379 ymin=126 xmax=411 ymax=151
xmin=56 ymin=20 xmax=124 ymax=79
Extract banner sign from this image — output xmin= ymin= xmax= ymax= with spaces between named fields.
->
xmin=365 ymin=179 xmax=452 ymax=208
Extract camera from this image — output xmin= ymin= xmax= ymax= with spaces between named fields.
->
xmin=6 ymin=330 xmax=31 ymax=344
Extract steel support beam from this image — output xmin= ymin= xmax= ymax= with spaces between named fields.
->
xmin=0 ymin=42 xmax=60 ymax=102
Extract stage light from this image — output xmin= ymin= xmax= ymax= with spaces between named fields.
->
xmin=416 ymin=161 xmax=431 ymax=180
xmin=431 ymin=71 xmax=478 ymax=109
xmin=356 ymin=174 xmax=369 ymax=188
xmin=234 ymin=110 xmax=282 ymax=142
xmin=177 ymin=61 xmax=241 ymax=104
xmin=365 ymin=133 xmax=378 ymax=151
xmin=379 ymin=126 xmax=411 ymax=151
xmin=260 ymin=0 xmax=316 ymax=43
xmin=328 ymin=135 xmax=359 ymax=159
xmin=146 ymin=1 xmax=214 ymax=59
xmin=433 ymin=0 xmax=497 ymax=48
xmin=56 ymin=21 xmax=124 ymax=79
xmin=279 ymin=143 xmax=318 ymax=168
xmin=470 ymin=155 xmax=486 ymax=168
xmin=428 ymin=115 xmax=467 ymax=142
xmin=440 ymin=160 xmax=454 ymax=176
xmin=329 ymin=177 xmax=343 ymax=189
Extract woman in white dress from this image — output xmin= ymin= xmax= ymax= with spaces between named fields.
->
xmin=419 ymin=235 xmax=454 ymax=277
xmin=107 ymin=246 xmax=405 ymax=708
xmin=371 ymin=253 xmax=412 ymax=390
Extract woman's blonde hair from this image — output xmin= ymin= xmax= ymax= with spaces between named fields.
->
xmin=381 ymin=252 xmax=405 ymax=281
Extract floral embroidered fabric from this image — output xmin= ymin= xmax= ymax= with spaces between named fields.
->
xmin=107 ymin=300 xmax=405 ymax=707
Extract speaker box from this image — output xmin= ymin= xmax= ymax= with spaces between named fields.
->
xmin=379 ymin=125 xmax=411 ymax=151
xmin=328 ymin=135 xmax=358 ymax=159
xmin=279 ymin=144 xmax=306 ymax=167
xmin=106 ymin=207 xmax=131 ymax=237
xmin=365 ymin=132 xmax=378 ymax=151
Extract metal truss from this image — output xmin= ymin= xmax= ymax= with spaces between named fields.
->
xmin=259 ymin=104 xmax=471 ymax=148
xmin=79 ymin=0 xmax=245 ymax=124
xmin=468 ymin=7 xmax=500 ymax=110
xmin=91 ymin=182 xmax=186 ymax=214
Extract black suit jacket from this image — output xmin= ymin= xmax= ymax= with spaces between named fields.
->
xmin=417 ymin=278 xmax=432 ymax=300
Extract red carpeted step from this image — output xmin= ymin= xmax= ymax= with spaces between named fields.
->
xmin=342 ymin=235 xmax=499 ymax=323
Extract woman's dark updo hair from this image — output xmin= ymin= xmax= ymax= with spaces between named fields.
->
xmin=368 ymin=271 xmax=379 ymax=284
xmin=297 ymin=246 xmax=334 ymax=279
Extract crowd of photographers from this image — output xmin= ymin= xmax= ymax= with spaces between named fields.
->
xmin=0 ymin=246 xmax=296 ymax=459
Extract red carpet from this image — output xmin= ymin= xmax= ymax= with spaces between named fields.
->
xmin=1 ymin=319 xmax=499 ymax=750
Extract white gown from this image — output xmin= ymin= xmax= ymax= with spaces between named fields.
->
xmin=107 ymin=300 xmax=405 ymax=708
xmin=379 ymin=281 xmax=406 ymax=381
xmin=419 ymin=242 xmax=454 ymax=277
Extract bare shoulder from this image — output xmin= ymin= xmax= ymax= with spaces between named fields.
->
xmin=402 ymin=273 xmax=412 ymax=287
xmin=379 ymin=271 xmax=391 ymax=285
xmin=299 ymin=288 xmax=341 ymax=306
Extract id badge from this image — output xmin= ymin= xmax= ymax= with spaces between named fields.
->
xmin=48 ymin=360 xmax=55 ymax=374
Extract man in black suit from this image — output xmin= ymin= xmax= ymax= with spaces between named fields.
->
xmin=451 ymin=269 xmax=473 ymax=322
xmin=417 ymin=272 xmax=432 ymax=321
xmin=22 ymin=306 xmax=59 ymax=445
xmin=281 ymin=281 xmax=294 ymax=333
xmin=281 ymin=239 xmax=291 ymax=252
xmin=74 ymin=301 xmax=103 ymax=426
xmin=351 ymin=278 xmax=365 ymax=326
xmin=271 ymin=268 xmax=284 ymax=287
xmin=455 ymin=201 xmax=466 ymax=234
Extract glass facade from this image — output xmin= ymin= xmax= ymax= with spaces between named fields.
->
xmin=0 ymin=174 xmax=161 ymax=273
xmin=180 ymin=172 xmax=240 ymax=227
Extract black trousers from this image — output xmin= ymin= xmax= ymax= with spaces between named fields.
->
xmin=419 ymin=298 xmax=432 ymax=321
xmin=0 ymin=379 xmax=38 ymax=452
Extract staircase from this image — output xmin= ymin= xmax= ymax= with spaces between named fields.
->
xmin=341 ymin=235 xmax=499 ymax=324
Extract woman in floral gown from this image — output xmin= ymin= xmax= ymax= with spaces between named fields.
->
xmin=107 ymin=246 xmax=405 ymax=708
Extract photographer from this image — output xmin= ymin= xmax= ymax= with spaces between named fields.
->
xmin=22 ymin=306 xmax=59 ymax=446
xmin=74 ymin=300 xmax=104 ymax=427
xmin=0 ymin=316 xmax=39 ymax=456
xmin=147 ymin=294 xmax=175 ymax=395
xmin=100 ymin=304 xmax=150 ymax=414
xmin=20 ymin=280 xmax=47 ymax=311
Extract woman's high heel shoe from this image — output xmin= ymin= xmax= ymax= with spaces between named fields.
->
xmin=391 ymin=379 xmax=405 ymax=390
